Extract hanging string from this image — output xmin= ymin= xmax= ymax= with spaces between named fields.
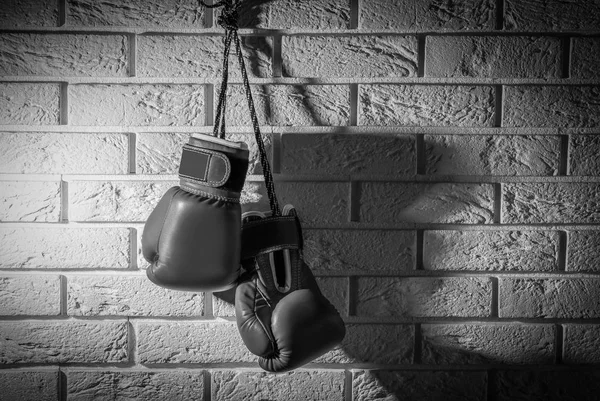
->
xmin=199 ymin=0 xmax=281 ymax=216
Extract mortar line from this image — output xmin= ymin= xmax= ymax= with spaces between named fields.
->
xmin=562 ymin=37 xmax=571 ymax=79
xmin=494 ymin=84 xmax=503 ymax=128
xmin=59 ymin=368 xmax=67 ymax=401
xmin=60 ymin=180 xmax=69 ymax=223
xmin=205 ymin=0 xmax=213 ymax=28
xmin=560 ymin=134 xmax=570 ymax=176
xmin=349 ymin=181 xmax=361 ymax=222
xmin=347 ymin=276 xmax=357 ymax=317
xmin=58 ymin=0 xmax=66 ymax=27
xmin=204 ymin=370 xmax=212 ymax=401
xmin=493 ymin=183 xmax=502 ymax=224
xmin=272 ymin=35 xmax=282 ymax=78
xmin=350 ymin=0 xmax=360 ymax=29
xmin=490 ymin=277 xmax=499 ymax=318
xmin=129 ymin=33 xmax=137 ymax=77
xmin=413 ymin=323 xmax=422 ymax=364
xmin=60 ymin=82 xmax=69 ymax=125
xmin=128 ymin=318 xmax=138 ymax=366
xmin=128 ymin=132 xmax=136 ymax=174
xmin=204 ymin=292 xmax=214 ymax=319
xmin=495 ymin=0 xmax=504 ymax=30
xmin=130 ymin=227 xmax=138 ymax=270
xmin=555 ymin=324 xmax=564 ymax=364
xmin=272 ymin=131 xmax=282 ymax=174
xmin=415 ymin=229 xmax=424 ymax=270
xmin=417 ymin=35 xmax=426 ymax=77
xmin=205 ymin=84 xmax=214 ymax=127
xmin=349 ymin=83 xmax=359 ymax=126
xmin=416 ymin=134 xmax=425 ymax=175
xmin=558 ymin=230 xmax=568 ymax=272
xmin=60 ymin=275 xmax=68 ymax=316
xmin=487 ymin=369 xmax=497 ymax=401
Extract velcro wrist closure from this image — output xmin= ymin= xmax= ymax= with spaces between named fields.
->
xmin=241 ymin=216 xmax=302 ymax=261
xmin=178 ymin=144 xmax=230 ymax=187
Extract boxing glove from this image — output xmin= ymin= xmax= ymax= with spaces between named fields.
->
xmin=235 ymin=205 xmax=346 ymax=372
xmin=142 ymin=134 xmax=249 ymax=292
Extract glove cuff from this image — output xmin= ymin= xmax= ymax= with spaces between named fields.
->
xmin=241 ymin=215 xmax=302 ymax=261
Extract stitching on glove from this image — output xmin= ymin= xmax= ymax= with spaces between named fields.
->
xmin=180 ymin=184 xmax=240 ymax=203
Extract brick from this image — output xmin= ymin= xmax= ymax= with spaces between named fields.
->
xmin=304 ymin=229 xmax=415 ymax=274
xmin=317 ymin=324 xmax=413 ymax=364
xmin=499 ymin=278 xmax=600 ymax=318
xmin=0 ymin=132 xmax=128 ymax=174
xmin=281 ymin=133 xmax=415 ymax=177
xmin=0 ymin=227 xmax=130 ymax=269
xmin=0 ymin=83 xmax=60 ymax=125
xmin=422 ymin=324 xmax=555 ymax=365
xmin=495 ymin=370 xmax=600 ymax=401
xmin=137 ymin=321 xmax=254 ymax=364
xmin=503 ymin=183 xmax=600 ymax=224
xmin=0 ymin=34 xmax=128 ymax=76
xmin=0 ymin=0 xmax=58 ymax=27
xmin=569 ymin=135 xmax=600 ymax=175
xmin=426 ymin=36 xmax=561 ymax=78
xmin=69 ymin=85 xmax=205 ymax=126
xmin=137 ymin=132 xmax=268 ymax=175
xmin=356 ymin=277 xmax=491 ymax=318
xmin=504 ymin=86 xmax=600 ymax=128
xmin=360 ymin=0 xmax=495 ymax=30
xmin=0 ymin=370 xmax=58 ymax=401
xmin=138 ymin=35 xmax=271 ymax=78
xmin=0 ymin=321 xmax=128 ymax=364
xmin=316 ymin=276 xmax=348 ymax=316
xmin=223 ymin=85 xmax=350 ymax=126
xmin=425 ymin=135 xmax=560 ymax=175
xmin=237 ymin=0 xmax=350 ymax=29
xmin=567 ymin=231 xmax=600 ymax=273
xmin=572 ymin=38 xmax=600 ymax=79
xmin=67 ymin=0 xmax=207 ymax=28
xmin=212 ymin=287 xmax=236 ymax=317
xmin=353 ymin=370 xmax=487 ymax=401
xmin=359 ymin=182 xmax=494 ymax=225
xmin=563 ymin=325 xmax=600 ymax=364
xmin=282 ymin=36 xmax=417 ymax=78
xmin=67 ymin=275 xmax=205 ymax=317
xmin=504 ymin=0 xmax=600 ymax=31
xmin=0 ymin=275 xmax=60 ymax=316
xmin=67 ymin=370 xmax=204 ymax=401
xmin=359 ymin=85 xmax=494 ymax=127
xmin=69 ymin=180 xmax=174 ymax=222
xmin=0 ymin=181 xmax=61 ymax=222
xmin=423 ymin=230 xmax=559 ymax=272
xmin=212 ymin=370 xmax=345 ymax=401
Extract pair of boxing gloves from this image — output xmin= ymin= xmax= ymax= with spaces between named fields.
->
xmin=141 ymin=134 xmax=345 ymax=373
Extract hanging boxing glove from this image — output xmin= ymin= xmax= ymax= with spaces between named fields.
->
xmin=142 ymin=133 xmax=249 ymax=292
xmin=235 ymin=205 xmax=346 ymax=373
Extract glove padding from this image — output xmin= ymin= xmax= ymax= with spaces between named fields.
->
xmin=235 ymin=205 xmax=346 ymax=372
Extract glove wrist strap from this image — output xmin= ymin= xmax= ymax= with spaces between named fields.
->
xmin=241 ymin=216 xmax=302 ymax=260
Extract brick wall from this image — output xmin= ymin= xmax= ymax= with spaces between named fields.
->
xmin=1 ymin=0 xmax=600 ymax=399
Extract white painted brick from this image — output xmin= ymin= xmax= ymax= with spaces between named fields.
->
xmin=0 ymin=370 xmax=59 ymax=401
xmin=572 ymin=38 xmax=600 ymax=79
xmin=0 ymin=132 xmax=129 ymax=174
xmin=282 ymin=36 xmax=417 ymax=78
xmin=69 ymin=85 xmax=205 ymax=126
xmin=504 ymin=0 xmax=600 ymax=31
xmin=0 ymin=181 xmax=61 ymax=222
xmin=0 ymin=321 xmax=128 ymax=364
xmin=0 ymin=0 xmax=58 ymax=27
xmin=563 ymin=324 xmax=600 ymax=364
xmin=0 ymin=275 xmax=60 ymax=316
xmin=569 ymin=135 xmax=600 ymax=176
xmin=567 ymin=231 xmax=600 ymax=273
xmin=67 ymin=275 xmax=204 ymax=317
xmin=237 ymin=0 xmax=350 ymax=29
xmin=0 ymin=83 xmax=60 ymax=125
xmin=0 ymin=33 xmax=129 ymax=76
xmin=0 ymin=227 xmax=130 ymax=269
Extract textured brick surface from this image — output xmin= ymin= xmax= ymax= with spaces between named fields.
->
xmin=503 ymin=183 xmax=600 ymax=224
xmin=423 ymin=230 xmax=559 ymax=271
xmin=353 ymin=370 xmax=487 ymax=401
xmin=563 ymin=325 xmax=600 ymax=364
xmin=0 ymin=0 xmax=58 ymax=27
xmin=572 ymin=38 xmax=600 ymax=79
xmin=0 ymin=83 xmax=60 ymax=125
xmin=67 ymin=0 xmax=206 ymax=28
xmin=421 ymin=324 xmax=555 ymax=364
xmin=356 ymin=277 xmax=491 ymax=318
xmin=569 ymin=135 xmax=600 ymax=176
xmin=0 ymin=33 xmax=128 ymax=76
xmin=67 ymin=275 xmax=205 ymax=317
xmin=504 ymin=0 xmax=600 ymax=31
xmin=359 ymin=183 xmax=494 ymax=225
xmin=0 ymin=227 xmax=130 ymax=269
xmin=224 ymin=85 xmax=350 ymax=126
xmin=360 ymin=0 xmax=495 ymax=30
xmin=212 ymin=370 xmax=345 ymax=401
xmin=504 ymin=86 xmax=600 ymax=128
xmin=304 ymin=229 xmax=415 ymax=273
xmin=360 ymin=85 xmax=494 ymax=127
xmin=69 ymin=180 xmax=174 ymax=222
xmin=425 ymin=135 xmax=560 ymax=176
xmin=138 ymin=35 xmax=271 ymax=78
xmin=281 ymin=133 xmax=415 ymax=177
xmin=67 ymin=370 xmax=204 ymax=401
xmin=495 ymin=370 xmax=600 ymax=401
xmin=567 ymin=231 xmax=600 ymax=273
xmin=137 ymin=321 xmax=254 ymax=364
xmin=283 ymin=36 xmax=417 ymax=78
xmin=0 ymin=321 xmax=128 ymax=364
xmin=0 ymin=132 xmax=128 ymax=174
xmin=69 ymin=85 xmax=205 ymax=126
xmin=237 ymin=0 xmax=350 ymax=29
xmin=426 ymin=36 xmax=561 ymax=78
xmin=499 ymin=278 xmax=600 ymax=318
xmin=1 ymin=370 xmax=58 ymax=401
xmin=0 ymin=181 xmax=61 ymax=222
xmin=0 ymin=275 xmax=60 ymax=316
